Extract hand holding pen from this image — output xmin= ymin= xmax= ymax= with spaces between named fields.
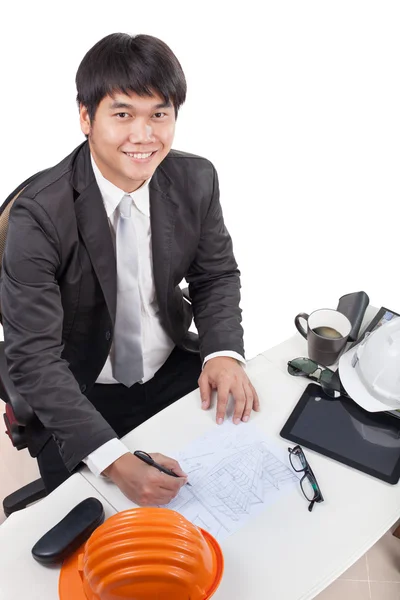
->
xmin=134 ymin=451 xmax=192 ymax=487
xmin=102 ymin=451 xmax=189 ymax=506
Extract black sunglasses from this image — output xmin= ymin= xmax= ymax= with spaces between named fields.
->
xmin=288 ymin=445 xmax=324 ymax=512
xmin=287 ymin=357 xmax=350 ymax=399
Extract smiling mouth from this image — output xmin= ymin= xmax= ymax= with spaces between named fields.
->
xmin=123 ymin=151 xmax=157 ymax=160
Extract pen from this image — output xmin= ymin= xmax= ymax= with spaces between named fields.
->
xmin=134 ymin=450 xmax=192 ymax=486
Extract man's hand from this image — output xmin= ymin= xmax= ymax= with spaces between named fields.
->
xmin=198 ymin=356 xmax=260 ymax=424
xmin=102 ymin=452 xmax=188 ymax=506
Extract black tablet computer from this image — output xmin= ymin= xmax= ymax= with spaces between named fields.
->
xmin=280 ymin=383 xmax=400 ymax=484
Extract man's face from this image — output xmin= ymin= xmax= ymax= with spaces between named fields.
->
xmin=80 ymin=90 xmax=176 ymax=193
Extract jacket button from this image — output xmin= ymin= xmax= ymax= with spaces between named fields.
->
xmin=105 ymin=330 xmax=111 ymax=341
xmin=80 ymin=384 xmax=87 ymax=393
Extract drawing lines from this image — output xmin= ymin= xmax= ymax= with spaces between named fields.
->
xmin=191 ymin=443 xmax=296 ymax=522
xmin=164 ymin=422 xmax=299 ymax=541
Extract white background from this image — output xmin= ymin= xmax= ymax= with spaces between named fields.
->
xmin=0 ymin=1 xmax=399 ymax=358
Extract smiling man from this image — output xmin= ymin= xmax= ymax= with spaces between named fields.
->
xmin=83 ymin=94 xmax=175 ymax=191
xmin=1 ymin=33 xmax=259 ymax=506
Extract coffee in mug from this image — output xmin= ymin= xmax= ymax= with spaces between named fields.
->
xmin=312 ymin=326 xmax=342 ymax=339
xmin=294 ymin=308 xmax=352 ymax=366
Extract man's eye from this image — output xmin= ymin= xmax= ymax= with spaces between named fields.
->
xmin=116 ymin=112 xmax=130 ymax=118
xmin=153 ymin=112 xmax=166 ymax=118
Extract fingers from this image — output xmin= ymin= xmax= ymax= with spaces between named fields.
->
xmin=136 ymin=470 xmax=185 ymax=505
xmin=151 ymin=454 xmax=187 ymax=478
xmin=113 ymin=453 xmax=187 ymax=507
xmin=232 ymin=382 xmax=247 ymax=424
xmin=234 ymin=382 xmax=260 ymax=424
xmin=240 ymin=383 xmax=255 ymax=422
xmin=252 ymin=385 xmax=261 ymax=412
xmin=216 ymin=380 xmax=231 ymax=424
xmin=216 ymin=376 xmax=260 ymax=425
xmin=156 ymin=476 xmax=187 ymax=505
xmin=198 ymin=373 xmax=212 ymax=410
xmin=148 ymin=454 xmax=188 ymax=492
xmin=137 ymin=486 xmax=180 ymax=506
xmin=159 ymin=475 xmax=187 ymax=493
xmin=148 ymin=471 xmax=186 ymax=493
xmin=157 ymin=493 xmax=179 ymax=506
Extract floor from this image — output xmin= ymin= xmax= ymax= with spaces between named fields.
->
xmin=1 ymin=406 xmax=400 ymax=598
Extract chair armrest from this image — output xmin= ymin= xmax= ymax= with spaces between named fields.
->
xmin=0 ymin=341 xmax=35 ymax=425
xmin=3 ymin=478 xmax=47 ymax=517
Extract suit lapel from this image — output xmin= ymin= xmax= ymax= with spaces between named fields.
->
xmin=71 ymin=142 xmax=177 ymax=326
xmin=75 ymin=180 xmax=117 ymax=325
xmin=149 ymin=166 xmax=178 ymax=314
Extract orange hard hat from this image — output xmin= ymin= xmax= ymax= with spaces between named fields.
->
xmin=59 ymin=507 xmax=223 ymax=600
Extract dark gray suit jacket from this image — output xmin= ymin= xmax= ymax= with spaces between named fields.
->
xmin=0 ymin=141 xmax=244 ymax=471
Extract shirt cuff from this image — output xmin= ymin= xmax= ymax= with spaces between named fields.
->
xmin=203 ymin=351 xmax=246 ymax=369
xmin=82 ymin=438 xmax=130 ymax=478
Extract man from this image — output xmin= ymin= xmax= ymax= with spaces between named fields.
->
xmin=1 ymin=32 xmax=259 ymax=506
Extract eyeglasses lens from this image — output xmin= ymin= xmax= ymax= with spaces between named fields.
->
xmin=300 ymin=474 xmax=319 ymax=502
xmin=288 ymin=358 xmax=319 ymax=376
xmin=289 ymin=449 xmax=307 ymax=472
xmin=288 ymin=358 xmax=339 ymax=398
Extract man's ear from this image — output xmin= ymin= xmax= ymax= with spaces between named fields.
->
xmin=79 ymin=104 xmax=91 ymax=137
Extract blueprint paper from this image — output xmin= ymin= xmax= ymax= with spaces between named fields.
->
xmin=162 ymin=421 xmax=298 ymax=541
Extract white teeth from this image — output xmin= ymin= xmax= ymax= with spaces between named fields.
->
xmin=125 ymin=152 xmax=153 ymax=159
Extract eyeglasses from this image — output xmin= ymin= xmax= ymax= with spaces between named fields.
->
xmin=288 ymin=445 xmax=324 ymax=512
xmin=287 ymin=357 xmax=350 ymax=399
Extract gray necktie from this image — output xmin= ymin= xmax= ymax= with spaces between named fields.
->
xmin=113 ymin=194 xmax=144 ymax=387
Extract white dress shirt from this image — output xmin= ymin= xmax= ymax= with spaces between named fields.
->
xmin=82 ymin=155 xmax=245 ymax=477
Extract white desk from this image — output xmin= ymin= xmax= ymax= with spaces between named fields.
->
xmin=0 ymin=474 xmax=117 ymax=600
xmin=2 ymin=306 xmax=399 ymax=600
xmin=80 ymin=306 xmax=400 ymax=600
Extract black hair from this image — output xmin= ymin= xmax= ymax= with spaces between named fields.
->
xmin=75 ymin=33 xmax=187 ymax=127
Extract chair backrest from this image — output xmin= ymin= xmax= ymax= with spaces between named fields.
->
xmin=0 ymin=186 xmax=27 ymax=271
xmin=0 ymin=170 xmax=46 ymax=321
xmin=0 ymin=171 xmax=47 ymax=424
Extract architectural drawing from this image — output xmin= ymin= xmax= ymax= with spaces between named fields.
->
xmin=164 ymin=422 xmax=298 ymax=541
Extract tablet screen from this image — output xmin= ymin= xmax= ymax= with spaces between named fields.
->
xmin=281 ymin=383 xmax=400 ymax=483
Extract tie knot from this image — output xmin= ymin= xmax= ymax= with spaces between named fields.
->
xmin=119 ymin=194 xmax=132 ymax=218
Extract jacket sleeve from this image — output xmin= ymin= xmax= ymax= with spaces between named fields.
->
xmin=186 ymin=165 xmax=245 ymax=362
xmin=0 ymin=197 xmax=117 ymax=471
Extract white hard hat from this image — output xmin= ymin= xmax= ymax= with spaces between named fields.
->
xmin=339 ymin=317 xmax=400 ymax=412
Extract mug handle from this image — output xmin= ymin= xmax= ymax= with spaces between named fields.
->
xmin=294 ymin=313 xmax=309 ymax=339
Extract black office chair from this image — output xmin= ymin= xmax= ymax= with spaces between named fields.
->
xmin=0 ymin=173 xmax=49 ymax=516
xmin=1 ymin=347 xmax=47 ymax=517
xmin=0 ymin=171 xmax=194 ymax=517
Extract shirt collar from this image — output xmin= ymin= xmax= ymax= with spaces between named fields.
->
xmin=90 ymin=153 xmax=151 ymax=218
